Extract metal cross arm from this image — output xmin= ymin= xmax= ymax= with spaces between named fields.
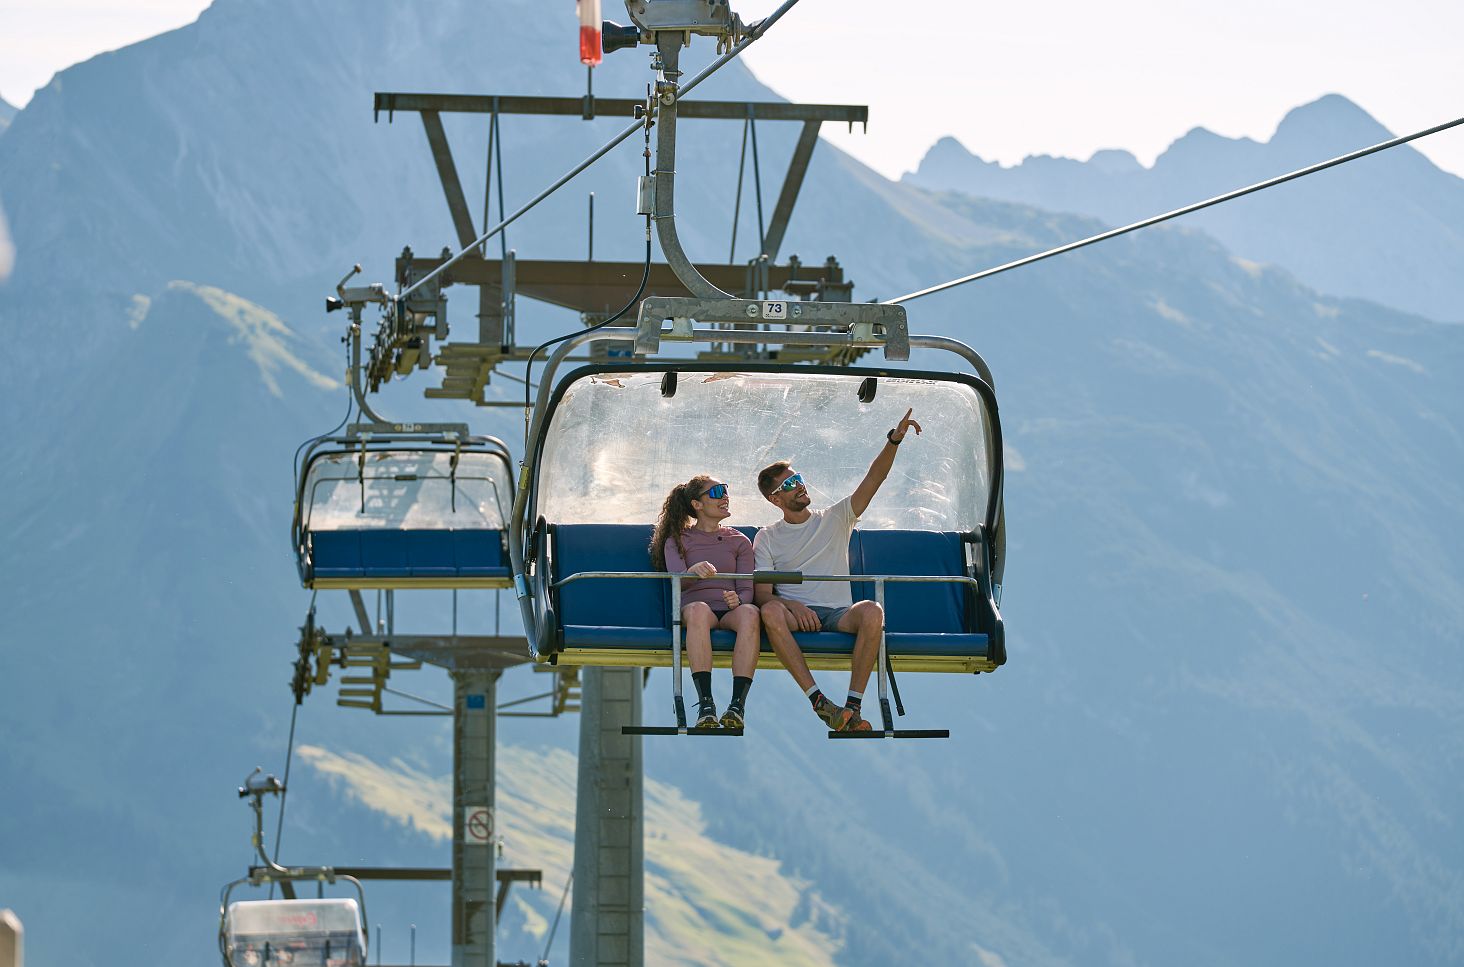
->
xmin=394 ymin=254 xmax=844 ymax=315
xmin=374 ymin=92 xmax=866 ymax=127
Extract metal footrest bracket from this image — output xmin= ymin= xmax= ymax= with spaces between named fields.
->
xmin=827 ymin=728 xmax=949 ymax=739
xmin=622 ymin=725 xmax=744 ymax=736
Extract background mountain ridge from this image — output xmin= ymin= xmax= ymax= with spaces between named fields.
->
xmin=905 ymin=93 xmax=1464 ymax=322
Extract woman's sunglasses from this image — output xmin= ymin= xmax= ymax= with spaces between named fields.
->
xmin=699 ymin=483 xmax=729 ymax=500
xmin=776 ymin=473 xmax=804 ymax=493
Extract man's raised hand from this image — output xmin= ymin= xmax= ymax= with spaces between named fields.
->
xmin=892 ymin=408 xmax=923 ymax=443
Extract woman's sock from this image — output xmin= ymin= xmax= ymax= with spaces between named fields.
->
xmin=692 ymin=671 xmax=714 ymax=711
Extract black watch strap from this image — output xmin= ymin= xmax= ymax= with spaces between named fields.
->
xmin=887 ymin=428 xmax=902 ymax=445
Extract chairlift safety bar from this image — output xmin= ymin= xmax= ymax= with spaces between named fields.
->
xmin=554 ymin=569 xmax=975 ymax=738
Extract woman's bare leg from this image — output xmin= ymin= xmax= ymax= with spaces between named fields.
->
xmin=718 ymin=603 xmax=761 ymax=678
xmin=682 ymin=602 xmax=716 ymax=673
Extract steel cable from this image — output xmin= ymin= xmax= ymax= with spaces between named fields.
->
xmin=886 ymin=113 xmax=1464 ymax=305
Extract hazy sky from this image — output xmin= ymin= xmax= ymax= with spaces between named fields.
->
xmin=3 ymin=0 xmax=1462 ymax=179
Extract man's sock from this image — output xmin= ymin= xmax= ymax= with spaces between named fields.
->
xmin=692 ymin=671 xmax=714 ymax=710
xmin=845 ymin=689 xmax=864 ymax=713
xmin=729 ymin=676 xmax=753 ymax=712
xmin=804 ymin=683 xmax=825 ymax=709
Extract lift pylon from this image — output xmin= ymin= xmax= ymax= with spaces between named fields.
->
xmin=570 ymin=668 xmax=644 ymax=966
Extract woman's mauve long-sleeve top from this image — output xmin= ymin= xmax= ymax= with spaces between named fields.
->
xmin=662 ymin=527 xmax=754 ymax=611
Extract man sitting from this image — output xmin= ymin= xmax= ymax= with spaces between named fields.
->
xmin=753 ymin=409 xmax=922 ymax=732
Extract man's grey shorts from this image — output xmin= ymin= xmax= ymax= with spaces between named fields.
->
xmin=808 ymin=605 xmax=851 ymax=632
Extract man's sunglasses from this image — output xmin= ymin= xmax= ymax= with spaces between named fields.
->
xmin=776 ymin=473 xmax=804 ymax=493
xmin=699 ymin=483 xmax=729 ymax=500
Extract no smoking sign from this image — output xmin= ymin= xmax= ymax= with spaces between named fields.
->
xmin=464 ymin=806 xmax=493 ymax=846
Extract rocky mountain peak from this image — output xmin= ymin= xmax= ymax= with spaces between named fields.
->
xmin=1272 ymin=92 xmax=1393 ymax=149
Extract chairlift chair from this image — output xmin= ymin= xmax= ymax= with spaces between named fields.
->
xmin=508 ymin=317 xmax=1006 ymax=738
xmin=293 ymin=430 xmax=515 ymax=590
xmin=220 ymin=771 xmax=370 ymax=967
xmin=220 ymin=897 xmax=368 ymax=967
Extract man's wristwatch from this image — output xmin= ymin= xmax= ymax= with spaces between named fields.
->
xmin=887 ymin=428 xmax=902 ymax=446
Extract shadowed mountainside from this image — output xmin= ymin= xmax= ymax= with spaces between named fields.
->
xmin=1 ymin=2 xmax=1462 ymax=965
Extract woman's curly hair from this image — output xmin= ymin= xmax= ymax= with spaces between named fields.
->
xmin=648 ymin=474 xmax=714 ymax=570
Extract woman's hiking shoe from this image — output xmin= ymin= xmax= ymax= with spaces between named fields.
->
xmin=832 ymin=706 xmax=873 ymax=732
xmin=719 ymin=706 xmax=745 ymax=730
xmin=694 ymin=704 xmax=720 ymax=729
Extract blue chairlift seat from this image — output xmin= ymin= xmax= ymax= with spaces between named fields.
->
xmin=548 ymin=523 xmax=1003 ymax=673
xmin=306 ymin=528 xmax=511 ymax=589
xmin=296 ymin=445 xmax=513 ymax=591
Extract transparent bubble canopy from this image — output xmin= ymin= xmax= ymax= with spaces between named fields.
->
xmin=536 ymin=370 xmax=995 ymax=531
xmin=302 ymin=450 xmax=510 ymax=531
xmin=225 ymin=899 xmax=365 ymax=966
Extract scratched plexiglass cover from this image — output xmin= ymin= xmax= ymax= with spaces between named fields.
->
xmin=536 ymin=371 xmax=993 ymax=530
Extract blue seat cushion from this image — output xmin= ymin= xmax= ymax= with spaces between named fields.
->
xmin=710 ymin=629 xmax=987 ymax=659
xmin=453 ymin=530 xmax=508 ymax=576
xmin=359 ymin=531 xmax=411 ymax=577
xmin=560 ymin=625 xmax=989 ymax=660
xmin=562 ymin=626 xmax=678 ymax=649
xmin=307 ymin=528 xmax=509 ymax=580
xmin=311 ymin=530 xmax=363 ymax=578
xmin=553 ymin=523 xmax=667 ymax=628
xmin=406 ymin=530 xmax=457 ymax=577
xmin=856 ymin=531 xmax=970 ymax=634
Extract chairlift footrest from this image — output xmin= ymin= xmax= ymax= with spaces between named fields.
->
xmin=622 ymin=726 xmax=744 ymax=736
xmin=827 ymin=728 xmax=950 ymax=739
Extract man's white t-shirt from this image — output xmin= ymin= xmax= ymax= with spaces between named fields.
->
xmin=753 ymin=495 xmax=859 ymax=608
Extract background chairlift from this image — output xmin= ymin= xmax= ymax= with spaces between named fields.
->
xmin=220 ymin=772 xmax=369 ymax=967
xmin=222 ymin=899 xmax=366 ymax=967
xmin=508 ymin=316 xmax=1006 ymax=738
xmin=294 ymin=430 xmax=514 ymax=590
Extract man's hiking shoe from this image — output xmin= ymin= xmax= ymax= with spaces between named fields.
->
xmin=832 ymin=706 xmax=873 ymax=733
xmin=719 ymin=706 xmax=745 ymax=730
xmin=694 ymin=705 xmax=720 ymax=729
xmin=811 ymin=694 xmax=843 ymax=728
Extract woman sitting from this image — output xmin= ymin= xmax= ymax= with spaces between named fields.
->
xmin=650 ymin=475 xmax=760 ymax=729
